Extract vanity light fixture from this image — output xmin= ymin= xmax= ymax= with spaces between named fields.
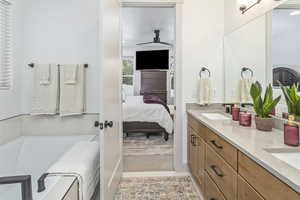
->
xmin=290 ymin=10 xmax=300 ymax=16
xmin=240 ymin=0 xmax=262 ymax=14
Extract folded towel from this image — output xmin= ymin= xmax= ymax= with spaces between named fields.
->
xmin=31 ymin=64 xmax=59 ymax=115
xmin=39 ymin=64 xmax=51 ymax=85
xmin=198 ymin=78 xmax=212 ymax=105
xmin=63 ymin=64 xmax=78 ymax=85
xmin=240 ymin=78 xmax=252 ymax=103
xmin=47 ymin=141 xmax=100 ymax=200
xmin=60 ymin=64 xmax=86 ymax=116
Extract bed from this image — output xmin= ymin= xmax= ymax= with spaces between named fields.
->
xmin=123 ymin=95 xmax=173 ymax=141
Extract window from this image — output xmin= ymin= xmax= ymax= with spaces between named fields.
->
xmin=0 ymin=0 xmax=12 ymax=90
xmin=122 ymin=56 xmax=134 ymax=86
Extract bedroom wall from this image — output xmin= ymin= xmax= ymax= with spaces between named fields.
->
xmin=19 ymin=0 xmax=100 ymax=114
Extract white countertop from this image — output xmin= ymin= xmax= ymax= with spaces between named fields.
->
xmin=187 ymin=109 xmax=300 ymax=193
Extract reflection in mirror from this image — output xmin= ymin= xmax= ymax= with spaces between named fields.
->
xmin=224 ymin=14 xmax=267 ymax=104
xmin=224 ymin=0 xmax=300 ymax=119
xmin=270 ymin=1 xmax=300 ymax=117
xmin=271 ymin=7 xmax=300 ymax=91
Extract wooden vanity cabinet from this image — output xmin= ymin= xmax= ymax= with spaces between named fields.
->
xmin=237 ymin=175 xmax=264 ymax=200
xmin=188 ymin=118 xmax=206 ymax=192
xmin=238 ymin=152 xmax=300 ymax=200
xmin=187 ymin=114 xmax=300 ymax=200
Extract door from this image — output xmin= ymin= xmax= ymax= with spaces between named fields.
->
xmin=98 ymin=0 xmax=122 ymax=199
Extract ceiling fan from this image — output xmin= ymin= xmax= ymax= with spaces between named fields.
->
xmin=136 ymin=29 xmax=172 ymax=46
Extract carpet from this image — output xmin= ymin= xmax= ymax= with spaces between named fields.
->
xmin=114 ymin=176 xmax=200 ymax=200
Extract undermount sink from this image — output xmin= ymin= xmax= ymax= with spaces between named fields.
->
xmin=265 ymin=148 xmax=300 ymax=171
xmin=201 ymin=113 xmax=230 ymax=120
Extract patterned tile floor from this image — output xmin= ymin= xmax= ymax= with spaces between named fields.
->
xmin=114 ymin=176 xmax=201 ymax=200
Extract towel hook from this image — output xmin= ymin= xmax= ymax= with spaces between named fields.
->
xmin=199 ymin=67 xmax=211 ymax=78
xmin=241 ymin=67 xmax=253 ymax=78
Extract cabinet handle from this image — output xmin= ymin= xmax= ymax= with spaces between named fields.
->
xmin=193 ymin=135 xmax=198 ymax=146
xmin=192 ymin=135 xmax=196 ymax=146
xmin=210 ymin=140 xmax=223 ymax=149
xmin=210 ymin=198 xmax=217 ymax=200
xmin=210 ymin=165 xmax=224 ymax=177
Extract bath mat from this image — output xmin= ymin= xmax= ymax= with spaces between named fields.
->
xmin=114 ymin=176 xmax=200 ymax=200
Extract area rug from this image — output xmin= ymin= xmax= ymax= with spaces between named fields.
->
xmin=114 ymin=176 xmax=200 ymax=200
xmin=123 ymin=133 xmax=173 ymax=156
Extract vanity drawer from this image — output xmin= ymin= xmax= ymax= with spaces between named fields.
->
xmin=206 ymin=145 xmax=237 ymax=200
xmin=238 ymin=152 xmax=300 ymax=200
xmin=238 ymin=175 xmax=264 ymax=200
xmin=188 ymin=115 xmax=206 ymax=140
xmin=205 ymin=171 xmax=226 ymax=200
xmin=205 ymin=127 xmax=238 ymax=170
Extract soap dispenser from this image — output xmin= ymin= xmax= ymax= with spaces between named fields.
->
xmin=284 ymin=115 xmax=299 ymax=147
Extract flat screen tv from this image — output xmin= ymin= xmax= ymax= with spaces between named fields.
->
xmin=136 ymin=50 xmax=169 ymax=70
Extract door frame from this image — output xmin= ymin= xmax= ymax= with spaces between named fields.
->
xmin=119 ymin=0 xmax=186 ymax=172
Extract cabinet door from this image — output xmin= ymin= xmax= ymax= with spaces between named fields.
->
xmin=188 ymin=126 xmax=193 ymax=170
xmin=238 ymin=175 xmax=263 ymax=200
xmin=195 ymin=136 xmax=205 ymax=192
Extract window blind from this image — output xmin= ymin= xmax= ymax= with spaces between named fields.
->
xmin=0 ymin=0 xmax=12 ymax=90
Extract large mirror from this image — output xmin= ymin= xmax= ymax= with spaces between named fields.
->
xmin=224 ymin=0 xmax=300 ymax=117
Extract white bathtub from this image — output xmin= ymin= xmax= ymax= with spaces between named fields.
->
xmin=0 ymin=135 xmax=97 ymax=200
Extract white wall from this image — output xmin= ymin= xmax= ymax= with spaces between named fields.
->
xmin=182 ymin=0 xmax=224 ymax=104
xmin=181 ymin=0 xmax=224 ymax=163
xmin=19 ymin=0 xmax=100 ymax=114
xmin=224 ymin=0 xmax=287 ymax=34
xmin=224 ymin=14 xmax=267 ymax=103
xmin=0 ymin=0 xmax=23 ymax=120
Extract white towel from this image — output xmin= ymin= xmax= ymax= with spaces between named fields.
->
xmin=47 ymin=141 xmax=100 ymax=200
xmin=39 ymin=64 xmax=51 ymax=85
xmin=60 ymin=64 xmax=85 ymax=116
xmin=198 ymin=78 xmax=212 ymax=105
xmin=240 ymin=78 xmax=253 ymax=103
xmin=31 ymin=64 xmax=59 ymax=115
xmin=63 ymin=64 xmax=78 ymax=84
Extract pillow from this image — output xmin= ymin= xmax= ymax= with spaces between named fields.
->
xmin=126 ymin=96 xmax=144 ymax=104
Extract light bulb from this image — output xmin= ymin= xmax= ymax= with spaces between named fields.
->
xmin=290 ymin=10 xmax=300 ymax=16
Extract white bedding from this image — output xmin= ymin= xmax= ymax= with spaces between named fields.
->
xmin=123 ymin=102 xmax=173 ymax=134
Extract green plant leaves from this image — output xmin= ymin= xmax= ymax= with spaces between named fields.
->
xmin=278 ymin=81 xmax=300 ymax=116
xmin=250 ymin=81 xmax=281 ymax=118
xmin=250 ymin=81 xmax=262 ymax=101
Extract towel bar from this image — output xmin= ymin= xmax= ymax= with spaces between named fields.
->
xmin=28 ymin=63 xmax=89 ymax=68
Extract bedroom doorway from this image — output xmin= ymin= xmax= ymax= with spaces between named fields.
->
xmin=121 ymin=6 xmax=176 ymax=172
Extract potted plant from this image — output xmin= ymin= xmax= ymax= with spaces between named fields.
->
xmin=250 ymin=81 xmax=281 ymax=131
xmin=279 ymin=82 xmax=300 ymax=121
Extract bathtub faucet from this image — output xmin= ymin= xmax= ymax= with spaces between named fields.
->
xmin=37 ymin=173 xmax=49 ymax=192
xmin=0 ymin=175 xmax=33 ymax=200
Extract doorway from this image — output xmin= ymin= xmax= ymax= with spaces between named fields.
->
xmin=121 ymin=6 xmax=176 ymax=172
